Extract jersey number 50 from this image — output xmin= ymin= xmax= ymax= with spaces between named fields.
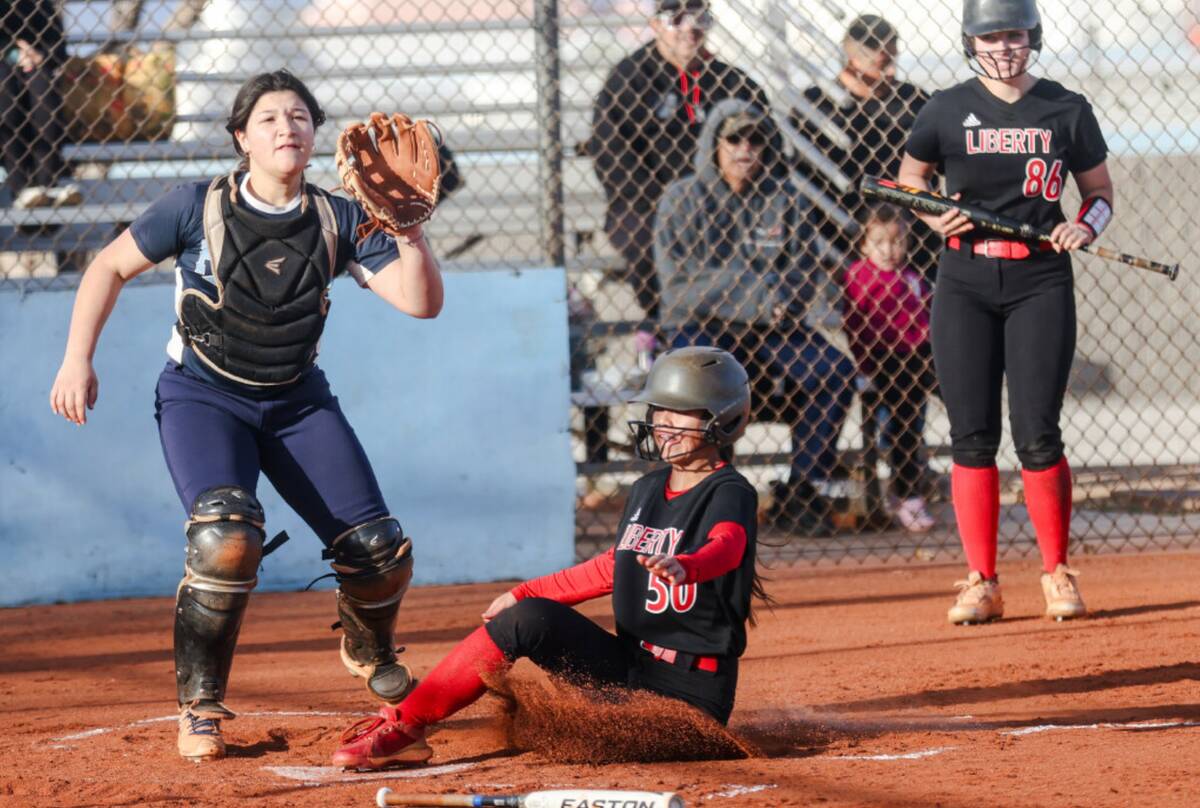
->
xmin=1023 ymin=158 xmax=1064 ymax=201
xmin=645 ymin=574 xmax=698 ymax=614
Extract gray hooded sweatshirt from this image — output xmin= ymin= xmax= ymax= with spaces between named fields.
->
xmin=654 ymin=99 xmax=819 ymax=330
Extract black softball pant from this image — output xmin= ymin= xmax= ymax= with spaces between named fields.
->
xmin=931 ymin=250 xmax=1075 ymax=471
xmin=485 ymin=597 xmax=737 ymax=725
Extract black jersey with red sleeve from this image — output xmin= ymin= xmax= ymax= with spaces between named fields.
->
xmin=609 ymin=464 xmax=758 ymax=659
xmin=905 ymin=78 xmax=1108 ymax=233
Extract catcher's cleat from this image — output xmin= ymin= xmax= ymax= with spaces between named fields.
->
xmin=332 ymin=711 xmax=433 ymax=770
xmin=1041 ymin=564 xmax=1086 ymax=620
xmin=947 ymin=571 xmax=1004 ymax=624
xmin=340 ymin=636 xmax=416 ymax=704
xmin=177 ymin=705 xmax=227 ymax=762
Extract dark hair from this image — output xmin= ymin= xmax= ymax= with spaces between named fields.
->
xmin=858 ymin=201 xmax=912 ymax=238
xmin=845 ymin=14 xmax=897 ymax=50
xmin=225 ymin=70 xmax=326 ymax=163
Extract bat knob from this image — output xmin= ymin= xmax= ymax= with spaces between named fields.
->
xmin=1170 ymin=264 xmax=1180 ymax=282
xmin=376 ymin=787 xmax=392 ymax=807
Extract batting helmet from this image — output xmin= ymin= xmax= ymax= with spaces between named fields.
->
xmin=961 ymin=0 xmax=1042 ymax=64
xmin=628 ymin=346 xmax=751 ymax=460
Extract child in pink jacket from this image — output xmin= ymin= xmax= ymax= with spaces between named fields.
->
xmin=843 ymin=203 xmax=938 ymax=532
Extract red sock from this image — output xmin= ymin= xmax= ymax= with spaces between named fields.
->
xmin=1022 ymin=456 xmax=1072 ymax=572
xmin=388 ymin=626 xmax=509 ymax=730
xmin=951 ymin=464 xmax=1000 ymax=579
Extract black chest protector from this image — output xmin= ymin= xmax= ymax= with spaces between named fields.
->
xmin=178 ymin=173 xmax=339 ymax=387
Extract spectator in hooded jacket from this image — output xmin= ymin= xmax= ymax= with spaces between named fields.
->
xmin=588 ymin=0 xmax=769 ymax=372
xmin=655 ymin=99 xmax=856 ymax=536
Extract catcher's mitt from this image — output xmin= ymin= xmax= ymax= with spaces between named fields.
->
xmin=336 ymin=112 xmax=442 ymax=241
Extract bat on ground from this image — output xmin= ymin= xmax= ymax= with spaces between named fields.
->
xmin=375 ymin=788 xmax=685 ymax=808
xmin=860 ymin=176 xmax=1180 ymax=281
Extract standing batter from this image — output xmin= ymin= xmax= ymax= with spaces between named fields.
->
xmin=49 ymin=70 xmax=443 ymax=760
xmin=897 ymin=0 xmax=1113 ymax=624
xmin=332 ymin=347 xmax=764 ymax=769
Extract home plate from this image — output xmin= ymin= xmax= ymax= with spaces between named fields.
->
xmin=264 ymin=762 xmax=478 ymax=784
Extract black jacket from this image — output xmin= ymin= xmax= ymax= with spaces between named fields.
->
xmin=588 ymin=42 xmax=769 ymax=225
xmin=2 ymin=1 xmax=67 ymax=68
xmin=789 ymin=79 xmax=937 ymax=272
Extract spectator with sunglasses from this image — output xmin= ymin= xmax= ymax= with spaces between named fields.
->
xmin=586 ymin=0 xmax=769 ymax=379
xmin=655 ymin=100 xmax=856 ymax=537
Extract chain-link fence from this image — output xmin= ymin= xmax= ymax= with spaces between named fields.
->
xmin=4 ymin=0 xmax=1199 ymax=565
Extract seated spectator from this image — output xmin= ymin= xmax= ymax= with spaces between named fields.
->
xmin=789 ymin=14 xmax=936 ymax=276
xmin=655 ymin=100 xmax=856 ymax=536
xmin=587 ymin=0 xmax=769 ymax=380
xmin=843 ymin=202 xmax=938 ymax=533
xmin=1 ymin=1 xmax=80 ymax=208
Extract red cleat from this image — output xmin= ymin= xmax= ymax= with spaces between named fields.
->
xmin=332 ymin=709 xmax=433 ymax=770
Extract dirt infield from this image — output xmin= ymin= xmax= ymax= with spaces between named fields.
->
xmin=3 ymin=550 xmax=1199 ymax=807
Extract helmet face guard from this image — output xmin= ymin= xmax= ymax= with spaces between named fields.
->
xmin=628 ymin=405 xmax=725 ymax=462
xmin=625 ymin=346 xmax=751 ymax=462
xmin=962 ymin=30 xmax=1042 ymax=79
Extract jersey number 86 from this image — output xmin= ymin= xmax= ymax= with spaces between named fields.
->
xmin=1024 ymin=158 xmax=1064 ymax=201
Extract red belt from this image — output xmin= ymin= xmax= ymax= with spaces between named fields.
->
xmin=948 ymin=236 xmax=1056 ymax=260
xmin=640 ymin=640 xmax=720 ymax=672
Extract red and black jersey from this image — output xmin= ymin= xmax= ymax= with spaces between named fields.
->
xmin=512 ymin=464 xmax=758 ymax=659
xmin=906 ymin=78 xmax=1108 ymax=233
xmin=612 ymin=465 xmax=758 ymax=658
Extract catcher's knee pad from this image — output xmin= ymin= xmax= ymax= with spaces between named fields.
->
xmin=175 ymin=486 xmax=266 ymax=714
xmin=330 ymin=517 xmax=413 ymax=606
xmin=328 ymin=517 xmax=415 ymax=703
xmin=184 ymin=486 xmax=266 ymax=593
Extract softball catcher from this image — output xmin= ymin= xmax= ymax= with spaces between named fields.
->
xmin=897 ymin=0 xmax=1113 ymax=624
xmin=49 ymin=70 xmax=444 ymax=760
xmin=332 ymin=347 xmax=766 ymax=769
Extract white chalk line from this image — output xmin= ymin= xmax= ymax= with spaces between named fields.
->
xmin=1002 ymin=720 xmax=1200 ymax=737
xmin=817 ymin=718 xmax=1200 ymax=763
xmin=46 ymin=710 xmax=369 ymax=744
xmin=264 ymin=762 xmax=479 ymax=784
xmin=703 ymin=784 xmax=778 ymax=799
xmin=829 ymin=746 xmax=956 ymax=761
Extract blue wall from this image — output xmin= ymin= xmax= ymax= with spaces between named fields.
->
xmin=0 ymin=268 xmax=575 ymax=606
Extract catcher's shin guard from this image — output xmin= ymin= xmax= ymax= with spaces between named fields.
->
xmin=174 ymin=486 xmax=265 ymax=717
xmin=328 ymin=518 xmax=415 ymax=703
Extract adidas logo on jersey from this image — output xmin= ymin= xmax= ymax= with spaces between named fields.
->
xmin=962 ymin=113 xmax=981 ymax=127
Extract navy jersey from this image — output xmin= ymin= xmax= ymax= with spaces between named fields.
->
xmin=906 ymin=78 xmax=1108 ymax=233
xmin=129 ymin=174 xmax=402 ymax=391
xmin=611 ymin=465 xmax=758 ymax=658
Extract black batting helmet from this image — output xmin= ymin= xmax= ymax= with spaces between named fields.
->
xmin=961 ymin=0 xmax=1043 ymax=65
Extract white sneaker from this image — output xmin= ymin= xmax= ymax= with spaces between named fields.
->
xmin=50 ymin=184 xmax=82 ymax=207
xmin=893 ymin=496 xmax=935 ymax=533
xmin=1041 ymin=564 xmax=1086 ymax=620
xmin=13 ymin=186 xmax=53 ymax=209
xmin=947 ymin=572 xmax=1004 ymax=624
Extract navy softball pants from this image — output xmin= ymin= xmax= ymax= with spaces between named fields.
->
xmin=154 ymin=362 xmax=390 ymax=544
